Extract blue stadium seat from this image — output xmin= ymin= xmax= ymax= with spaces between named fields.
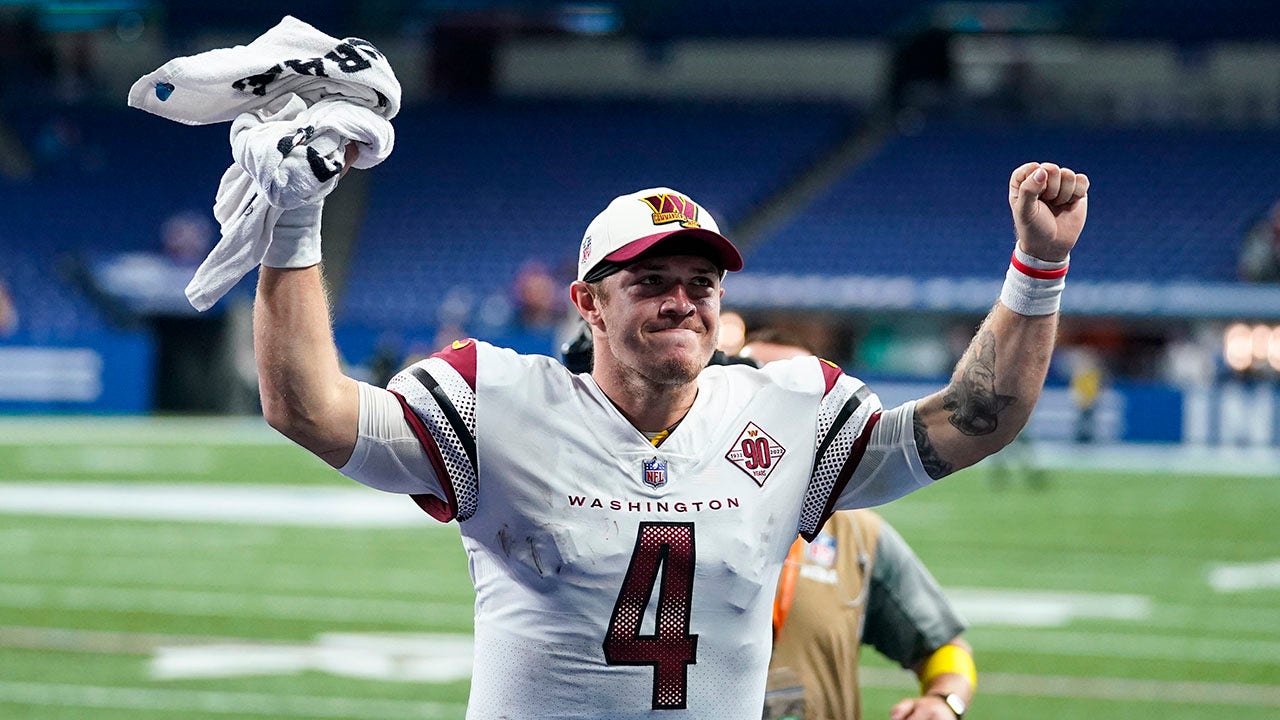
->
xmin=748 ymin=120 xmax=1280 ymax=283
xmin=340 ymin=100 xmax=854 ymax=331
xmin=1 ymin=105 xmax=228 ymax=335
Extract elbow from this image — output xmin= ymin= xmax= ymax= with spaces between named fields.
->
xmin=258 ymin=378 xmax=358 ymax=467
xmin=258 ymin=380 xmax=328 ymax=444
xmin=260 ymin=391 xmax=309 ymax=442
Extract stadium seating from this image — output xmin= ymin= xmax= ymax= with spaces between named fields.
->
xmin=339 ymin=99 xmax=855 ymax=330
xmin=748 ymin=120 xmax=1280 ymax=282
xmin=6 ymin=102 xmax=1279 ymax=337
xmin=0 ymin=105 xmax=228 ymax=335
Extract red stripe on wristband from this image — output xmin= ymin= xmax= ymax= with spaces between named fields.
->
xmin=1011 ymin=252 xmax=1068 ymax=280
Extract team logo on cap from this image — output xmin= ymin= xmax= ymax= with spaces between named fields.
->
xmin=580 ymin=235 xmax=592 ymax=264
xmin=640 ymin=194 xmax=701 ymax=229
xmin=642 ymin=456 xmax=668 ymax=488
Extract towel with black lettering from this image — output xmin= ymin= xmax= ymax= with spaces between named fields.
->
xmin=127 ymin=14 xmax=400 ymax=135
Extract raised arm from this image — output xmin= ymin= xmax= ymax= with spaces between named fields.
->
xmin=254 ymin=144 xmax=362 ymax=468
xmin=255 ymin=265 xmax=360 ymax=468
xmin=913 ymin=162 xmax=1089 ymax=478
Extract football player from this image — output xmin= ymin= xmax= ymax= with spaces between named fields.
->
xmin=573 ymin=328 xmax=977 ymax=720
xmin=254 ymin=161 xmax=1086 ymax=718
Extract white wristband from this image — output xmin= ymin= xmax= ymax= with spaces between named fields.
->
xmin=999 ymin=246 xmax=1068 ymax=316
xmin=263 ymin=201 xmax=323 ymax=268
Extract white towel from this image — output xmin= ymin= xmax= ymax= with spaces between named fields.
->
xmin=128 ymin=15 xmax=401 ymax=311
xmin=127 ymin=15 xmax=400 ymax=127
xmin=184 ymin=100 xmax=292 ymax=313
xmin=184 ymin=95 xmax=396 ymax=311
xmin=233 ymin=95 xmax=394 ymax=210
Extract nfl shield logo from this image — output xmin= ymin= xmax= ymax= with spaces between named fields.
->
xmin=642 ymin=457 xmax=668 ymax=489
xmin=806 ymin=533 xmax=838 ymax=568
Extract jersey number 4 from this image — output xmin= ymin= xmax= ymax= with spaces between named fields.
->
xmin=603 ymin=522 xmax=698 ymax=710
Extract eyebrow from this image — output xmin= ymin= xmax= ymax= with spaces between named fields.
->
xmin=630 ymin=259 xmax=719 ymax=276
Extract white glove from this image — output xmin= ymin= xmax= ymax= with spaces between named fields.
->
xmin=262 ymin=201 xmax=323 ymax=268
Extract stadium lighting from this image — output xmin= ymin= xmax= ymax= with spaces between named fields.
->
xmin=1224 ymin=323 xmax=1254 ymax=371
xmin=1224 ymin=322 xmax=1280 ymax=372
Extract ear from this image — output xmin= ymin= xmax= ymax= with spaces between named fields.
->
xmin=570 ymin=281 xmax=604 ymax=329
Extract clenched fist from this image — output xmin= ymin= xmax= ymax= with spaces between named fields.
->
xmin=1008 ymin=161 xmax=1089 ymax=262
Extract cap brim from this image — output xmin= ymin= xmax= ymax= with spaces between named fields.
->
xmin=604 ymin=228 xmax=744 ymax=272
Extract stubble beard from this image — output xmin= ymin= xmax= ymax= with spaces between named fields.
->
xmin=646 ymin=353 xmax=706 ymax=386
xmin=648 ymin=322 xmax=718 ymax=385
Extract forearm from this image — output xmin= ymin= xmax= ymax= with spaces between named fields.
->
xmin=254 ymin=265 xmax=358 ymax=467
xmin=916 ymin=639 xmax=975 ymax=705
xmin=913 ymin=303 xmax=1057 ymax=478
xmin=891 ymin=639 xmax=976 ymax=720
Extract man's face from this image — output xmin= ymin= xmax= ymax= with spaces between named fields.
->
xmin=590 ymin=254 xmax=723 ymax=386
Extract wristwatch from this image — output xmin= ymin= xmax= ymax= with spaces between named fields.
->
xmin=931 ymin=692 xmax=967 ymax=719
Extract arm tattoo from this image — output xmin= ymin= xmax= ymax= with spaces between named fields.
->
xmin=913 ymin=409 xmax=954 ymax=479
xmin=942 ymin=328 xmax=1016 ymax=436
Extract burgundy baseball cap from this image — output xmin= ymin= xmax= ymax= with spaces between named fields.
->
xmin=576 ymin=187 xmax=744 ymax=282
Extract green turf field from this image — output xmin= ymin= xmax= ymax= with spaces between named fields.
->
xmin=0 ymin=418 xmax=1276 ymax=719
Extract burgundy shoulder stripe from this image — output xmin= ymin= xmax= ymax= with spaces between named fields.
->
xmin=802 ymin=409 xmax=882 ymax=542
xmin=389 ymin=388 xmax=458 ymax=523
xmin=431 ymin=339 xmax=478 ymax=391
xmin=818 ymin=359 xmax=843 ymax=396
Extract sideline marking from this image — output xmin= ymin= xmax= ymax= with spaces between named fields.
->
xmin=974 ymin=627 xmax=1280 ymax=664
xmin=0 ymin=417 xmax=290 ymax=446
xmin=150 ymin=633 xmax=474 ymax=682
xmin=0 ymin=483 xmax=428 ymax=527
xmin=1208 ymin=559 xmax=1280 ymax=592
xmin=945 ymin=587 xmax=1151 ymax=627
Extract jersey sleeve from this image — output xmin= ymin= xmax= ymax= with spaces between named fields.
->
xmin=339 ymin=381 xmax=446 ymax=498
xmin=798 ymin=361 xmax=935 ymax=540
xmin=381 ymin=338 xmax=481 ymax=522
xmin=861 ymin=519 xmax=968 ymax=669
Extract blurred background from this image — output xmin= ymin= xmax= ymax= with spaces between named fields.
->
xmin=0 ymin=1 xmax=1277 ymax=719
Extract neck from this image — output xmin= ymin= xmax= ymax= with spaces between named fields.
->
xmin=592 ymin=365 xmax=700 ymax=433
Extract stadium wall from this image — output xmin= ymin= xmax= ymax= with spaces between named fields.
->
xmin=0 ymin=330 xmax=154 ymax=414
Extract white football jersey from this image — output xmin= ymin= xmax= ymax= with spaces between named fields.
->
xmin=346 ymin=339 xmax=933 ymax=719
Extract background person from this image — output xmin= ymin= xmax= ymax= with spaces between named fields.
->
xmin=0 ymin=277 xmax=18 ymax=337
xmin=740 ymin=331 xmax=975 ymax=720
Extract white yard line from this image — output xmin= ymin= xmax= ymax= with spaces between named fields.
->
xmin=859 ymin=667 xmax=1280 ymax=707
xmin=0 ymin=681 xmax=464 ymax=719
xmin=0 ymin=583 xmax=474 ymax=626
xmin=945 ymin=587 xmax=1152 ymax=626
xmin=1004 ymin=441 xmax=1280 ymax=477
xmin=975 ymin=627 xmax=1280 ymax=664
xmin=1208 ymin=559 xmax=1280 ymax=592
xmin=0 ymin=483 xmax=431 ymax=527
xmin=0 ymin=417 xmax=291 ymax=446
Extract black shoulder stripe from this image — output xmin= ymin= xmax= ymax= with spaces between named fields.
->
xmin=410 ymin=366 xmax=477 ymax=471
xmin=814 ymin=384 xmax=872 ymax=462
